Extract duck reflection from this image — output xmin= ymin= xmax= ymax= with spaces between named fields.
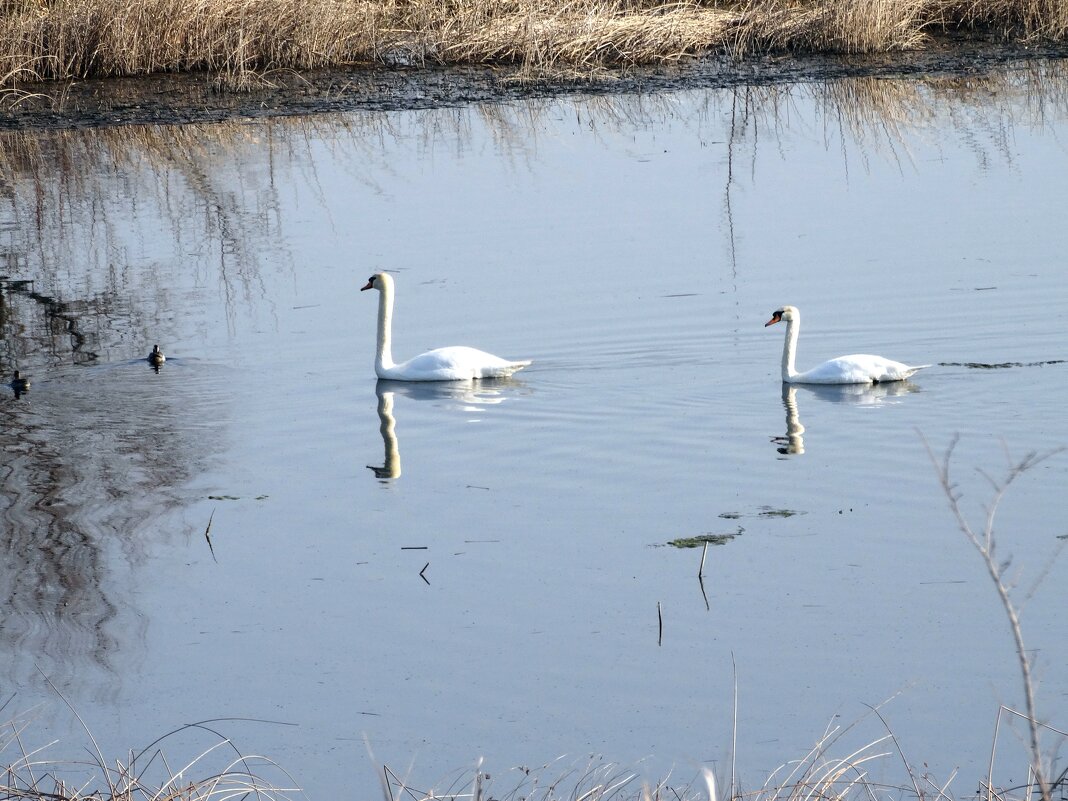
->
xmin=9 ymin=370 xmax=30 ymax=399
xmin=773 ymin=381 xmax=920 ymax=456
xmin=367 ymin=378 xmax=522 ymax=481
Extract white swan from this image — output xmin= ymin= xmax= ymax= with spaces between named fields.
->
xmin=361 ymin=272 xmax=532 ymax=381
xmin=765 ymin=306 xmax=930 ymax=384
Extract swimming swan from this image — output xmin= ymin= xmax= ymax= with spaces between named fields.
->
xmin=361 ymin=272 xmax=532 ymax=381
xmin=765 ymin=306 xmax=930 ymax=384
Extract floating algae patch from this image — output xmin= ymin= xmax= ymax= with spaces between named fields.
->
xmin=758 ymin=507 xmax=806 ymax=518
xmin=667 ymin=527 xmax=744 ymax=548
xmin=939 ymin=360 xmax=1066 ymax=369
xmin=718 ymin=506 xmax=806 ymax=520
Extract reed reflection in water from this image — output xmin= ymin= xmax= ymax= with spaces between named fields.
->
xmin=0 ymin=118 xmax=313 ymax=694
xmin=0 ymin=360 xmax=227 ymax=692
xmin=2 ymin=61 xmax=1065 ymax=326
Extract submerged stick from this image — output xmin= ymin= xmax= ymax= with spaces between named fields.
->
xmin=419 ymin=562 xmax=430 ymax=585
xmin=657 ymin=601 xmax=663 ymax=646
xmin=204 ymin=508 xmax=217 ymax=563
xmin=697 ymin=541 xmax=711 ymax=609
xmin=731 ymin=651 xmax=738 ymax=800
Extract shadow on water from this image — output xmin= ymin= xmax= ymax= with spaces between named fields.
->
xmin=774 ymin=381 xmax=921 ymax=456
xmin=0 ymin=277 xmax=100 ymax=367
xmin=0 ymin=123 xmax=301 ymax=377
xmin=368 ymin=378 xmax=528 ymax=482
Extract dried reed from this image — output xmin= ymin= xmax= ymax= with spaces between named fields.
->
xmin=0 ymin=713 xmax=300 ymax=801
xmin=2 ymin=0 xmax=1068 ymax=92
xmin=926 ymin=436 xmax=1067 ymax=801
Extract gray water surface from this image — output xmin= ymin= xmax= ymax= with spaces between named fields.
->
xmin=1 ymin=61 xmax=1066 ymax=799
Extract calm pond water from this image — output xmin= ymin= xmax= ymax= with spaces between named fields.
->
xmin=1 ymin=59 xmax=1067 ymax=799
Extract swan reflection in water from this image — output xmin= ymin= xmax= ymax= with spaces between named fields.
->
xmin=367 ymin=378 xmax=523 ymax=480
xmin=773 ymin=381 xmax=921 ymax=456
xmin=772 ymin=385 xmax=806 ymax=455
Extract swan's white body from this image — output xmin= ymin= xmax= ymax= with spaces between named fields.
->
xmin=362 ymin=273 xmax=531 ymax=381
xmin=765 ymin=306 xmax=930 ymax=385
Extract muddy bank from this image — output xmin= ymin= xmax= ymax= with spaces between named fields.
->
xmin=4 ymin=38 xmax=1068 ymax=131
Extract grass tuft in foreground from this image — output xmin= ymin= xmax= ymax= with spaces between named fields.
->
xmin=0 ymin=711 xmax=300 ymax=801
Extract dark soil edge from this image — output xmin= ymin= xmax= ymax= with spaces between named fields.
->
xmin=4 ymin=37 xmax=1068 ymax=131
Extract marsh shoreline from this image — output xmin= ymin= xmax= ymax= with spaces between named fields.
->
xmin=4 ymin=36 xmax=1068 ymax=132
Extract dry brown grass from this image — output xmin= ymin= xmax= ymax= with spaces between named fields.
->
xmin=0 ymin=0 xmax=1067 ymax=90
xmin=729 ymin=0 xmax=930 ymax=55
xmin=0 ymin=709 xmax=300 ymax=801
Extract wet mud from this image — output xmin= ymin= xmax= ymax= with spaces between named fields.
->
xmin=4 ymin=36 xmax=1068 ymax=131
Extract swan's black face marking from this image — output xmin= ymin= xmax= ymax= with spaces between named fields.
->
xmin=360 ymin=275 xmax=377 ymax=291
xmin=765 ymin=310 xmax=784 ymax=327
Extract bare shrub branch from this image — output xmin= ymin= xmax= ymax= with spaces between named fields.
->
xmin=923 ymin=433 xmax=1065 ymax=801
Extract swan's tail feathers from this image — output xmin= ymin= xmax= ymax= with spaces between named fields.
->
xmin=496 ymin=359 xmax=532 ymax=377
xmin=478 ymin=359 xmax=532 ymax=378
xmin=894 ymin=363 xmax=933 ymax=381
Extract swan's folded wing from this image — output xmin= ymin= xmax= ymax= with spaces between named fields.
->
xmin=391 ymin=347 xmax=531 ymax=381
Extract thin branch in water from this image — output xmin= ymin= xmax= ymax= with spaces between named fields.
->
xmin=657 ymin=601 xmax=663 ymax=646
xmin=205 ymin=507 xmax=218 ymax=563
xmin=730 ymin=651 xmax=738 ymax=801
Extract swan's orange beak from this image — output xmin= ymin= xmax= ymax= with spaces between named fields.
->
xmin=764 ymin=314 xmax=782 ymax=327
xmin=360 ymin=279 xmax=374 ymax=291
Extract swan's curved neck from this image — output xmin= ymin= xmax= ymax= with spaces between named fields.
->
xmin=781 ymin=315 xmax=800 ymax=382
xmin=376 ymin=281 xmax=397 ymax=373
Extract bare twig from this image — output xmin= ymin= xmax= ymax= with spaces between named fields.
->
xmin=924 ymin=433 xmax=1065 ymax=801
xmin=730 ymin=652 xmax=738 ymax=801
xmin=204 ymin=507 xmax=218 ymax=563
